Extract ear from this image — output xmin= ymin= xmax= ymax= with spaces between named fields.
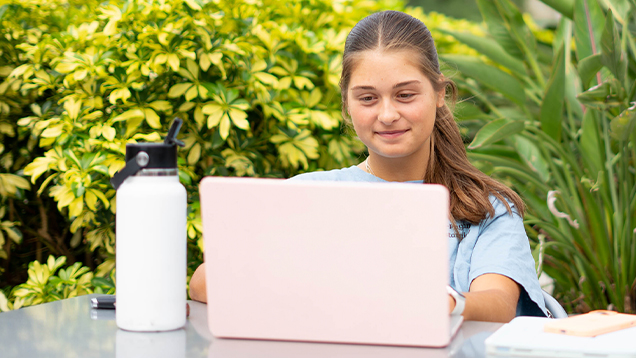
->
xmin=436 ymin=87 xmax=446 ymax=108
xmin=436 ymin=77 xmax=447 ymax=108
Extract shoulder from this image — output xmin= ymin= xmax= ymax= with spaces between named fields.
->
xmin=289 ymin=165 xmax=384 ymax=182
xmin=486 ymin=194 xmax=521 ymax=222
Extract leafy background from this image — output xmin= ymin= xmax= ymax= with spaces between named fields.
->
xmin=1 ymin=0 xmax=634 ymax=315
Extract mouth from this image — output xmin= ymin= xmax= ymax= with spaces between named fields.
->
xmin=375 ymin=129 xmax=409 ymax=138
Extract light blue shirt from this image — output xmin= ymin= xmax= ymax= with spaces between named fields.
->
xmin=290 ymin=165 xmax=547 ymax=317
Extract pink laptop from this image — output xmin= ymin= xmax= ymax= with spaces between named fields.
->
xmin=199 ymin=177 xmax=462 ymax=347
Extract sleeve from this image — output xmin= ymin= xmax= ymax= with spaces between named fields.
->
xmin=468 ymin=199 xmax=547 ymax=317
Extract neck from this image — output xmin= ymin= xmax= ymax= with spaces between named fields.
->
xmin=362 ymin=147 xmax=430 ymax=182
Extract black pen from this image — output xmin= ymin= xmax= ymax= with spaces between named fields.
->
xmin=91 ymin=295 xmax=116 ymax=309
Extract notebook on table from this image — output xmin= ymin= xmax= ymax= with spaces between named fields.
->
xmin=199 ymin=177 xmax=461 ymax=347
xmin=485 ymin=316 xmax=636 ymax=357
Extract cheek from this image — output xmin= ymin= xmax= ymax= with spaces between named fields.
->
xmin=407 ymin=103 xmax=435 ymax=120
xmin=348 ymin=104 xmax=372 ymax=124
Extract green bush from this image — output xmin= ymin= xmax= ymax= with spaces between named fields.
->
xmin=0 ymin=0 xmax=485 ymax=309
xmin=0 ymin=255 xmax=114 ymax=311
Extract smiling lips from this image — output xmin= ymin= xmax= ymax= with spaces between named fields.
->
xmin=376 ymin=129 xmax=410 ymax=139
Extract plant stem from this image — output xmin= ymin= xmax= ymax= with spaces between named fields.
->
xmin=524 ymin=47 xmax=546 ymax=89
xmin=601 ymin=110 xmax=624 ymax=310
xmin=492 ymin=166 xmax=550 ymax=194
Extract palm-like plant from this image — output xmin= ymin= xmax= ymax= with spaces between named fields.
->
xmin=443 ymin=0 xmax=636 ymax=313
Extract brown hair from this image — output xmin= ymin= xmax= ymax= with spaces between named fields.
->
xmin=340 ymin=10 xmax=525 ymax=231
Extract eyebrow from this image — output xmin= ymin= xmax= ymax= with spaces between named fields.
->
xmin=350 ymin=80 xmax=421 ymax=91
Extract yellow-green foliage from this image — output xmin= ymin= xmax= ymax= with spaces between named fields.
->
xmin=0 ymin=0 xmax=485 ymax=308
xmin=0 ymin=255 xmax=114 ymax=311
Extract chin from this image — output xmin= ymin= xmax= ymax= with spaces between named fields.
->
xmin=372 ymin=150 xmax=414 ymax=159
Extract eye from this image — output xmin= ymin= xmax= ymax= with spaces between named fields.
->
xmin=359 ymin=96 xmax=376 ymax=103
xmin=397 ymin=93 xmax=415 ymax=100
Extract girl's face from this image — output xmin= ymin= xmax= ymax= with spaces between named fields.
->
xmin=347 ymin=50 xmax=444 ymax=163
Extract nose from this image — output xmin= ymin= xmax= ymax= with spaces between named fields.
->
xmin=377 ymin=98 xmax=400 ymax=125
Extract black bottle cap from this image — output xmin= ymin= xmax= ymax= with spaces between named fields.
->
xmin=124 ymin=143 xmax=177 ymax=169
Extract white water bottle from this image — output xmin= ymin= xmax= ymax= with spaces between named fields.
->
xmin=111 ymin=119 xmax=187 ymax=332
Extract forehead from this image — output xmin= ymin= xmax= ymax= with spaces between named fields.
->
xmin=348 ymin=49 xmax=427 ymax=88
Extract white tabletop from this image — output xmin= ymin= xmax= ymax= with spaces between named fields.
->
xmin=0 ymin=294 xmax=503 ymax=357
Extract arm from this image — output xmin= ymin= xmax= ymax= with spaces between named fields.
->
xmin=447 ymin=196 xmax=544 ymax=322
xmin=189 ymin=263 xmax=207 ymax=303
xmin=448 ymin=273 xmax=520 ymax=322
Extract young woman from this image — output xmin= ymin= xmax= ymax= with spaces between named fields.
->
xmin=189 ymin=10 xmax=547 ymax=322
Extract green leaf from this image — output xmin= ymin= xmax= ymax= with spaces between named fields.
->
xmin=579 ymin=109 xmax=603 ymax=176
xmin=66 ymin=262 xmax=90 ymax=280
xmin=512 ymin=135 xmax=550 ymax=182
xmin=55 ymin=62 xmax=80 ymax=74
xmin=293 ymin=76 xmax=314 ymax=90
xmin=184 ymin=0 xmax=202 ymax=10
xmin=24 ymin=157 xmax=55 ymax=183
xmin=441 ymin=55 xmax=526 ymax=105
xmin=0 ymin=173 xmax=30 ymax=192
xmin=273 ymin=129 xmax=320 ymax=169
xmin=468 ymin=119 xmax=525 ymax=149
xmin=609 ymin=103 xmax=636 ymax=141
xmin=576 ymin=79 xmax=624 ymax=108
xmin=167 ymin=54 xmax=180 ymax=72
xmin=603 ymin=0 xmax=632 ymax=25
xmin=148 ymin=101 xmax=172 ymax=112
xmin=47 ymin=255 xmax=66 ymax=273
xmin=228 ymin=108 xmax=249 ymax=130
xmin=85 ymin=190 xmax=97 ymax=210
xmin=538 ymin=0 xmax=575 ymax=18
xmin=254 ymin=72 xmax=278 ymax=86
xmin=573 ymin=0 xmax=604 ymax=61
xmin=442 ymin=30 xmax=527 ymax=77
xmin=187 ymin=143 xmax=201 ymax=165
xmin=577 ymin=53 xmax=603 ymax=88
xmin=112 ymin=109 xmax=144 ymax=122
xmin=3 ymin=225 xmax=22 ymax=244
xmin=311 ymin=110 xmax=338 ymax=130
xmin=600 ymin=9 xmax=624 ymax=83
xmin=0 ymin=291 xmax=10 ymax=312
xmin=179 ymin=102 xmax=196 ymax=112
xmin=185 ymin=86 xmax=198 ymax=102
xmin=92 ymin=277 xmax=114 ymax=289
xmin=168 ymin=83 xmax=193 ymax=98
xmin=454 ymin=101 xmax=492 ymax=121
xmin=219 ymin=116 xmax=231 ymax=139
xmin=477 ymin=0 xmax=525 ymax=59
xmin=500 ymin=0 xmax=537 ymax=55
xmin=109 ymin=88 xmax=131 ymax=105
xmin=89 ymin=189 xmax=110 ymax=209
xmin=186 ymin=58 xmax=199 ymax=80
xmin=143 ymin=108 xmax=161 ymax=129
xmin=41 ymin=125 xmax=64 ymax=138
xmin=540 ymin=45 xmax=566 ymax=141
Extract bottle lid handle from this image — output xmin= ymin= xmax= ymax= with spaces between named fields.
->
xmin=165 ymin=118 xmax=185 ymax=147
xmin=110 ymin=152 xmax=149 ymax=190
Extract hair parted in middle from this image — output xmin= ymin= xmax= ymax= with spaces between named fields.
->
xmin=340 ymin=10 xmax=525 ymax=233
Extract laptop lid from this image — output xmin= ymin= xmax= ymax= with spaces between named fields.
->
xmin=200 ymin=177 xmax=453 ymax=347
